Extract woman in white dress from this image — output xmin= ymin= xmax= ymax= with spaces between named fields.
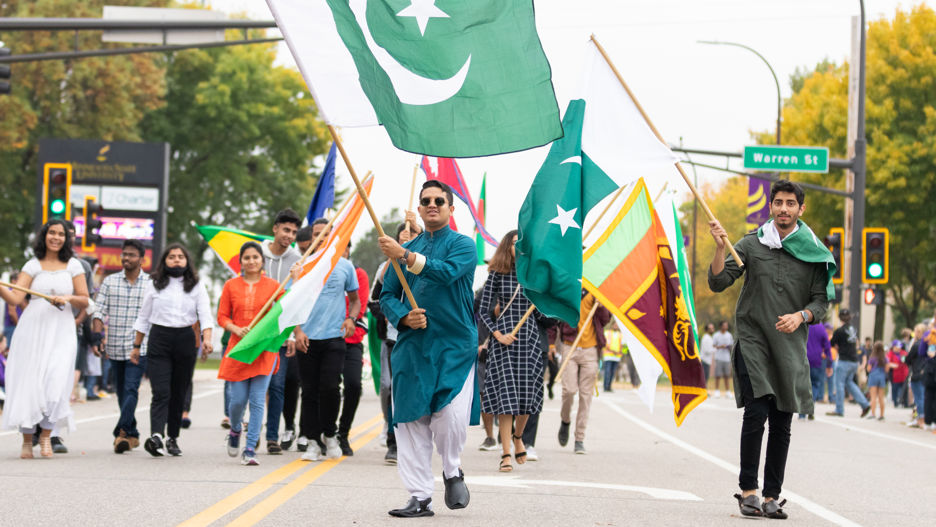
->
xmin=0 ymin=220 xmax=89 ymax=458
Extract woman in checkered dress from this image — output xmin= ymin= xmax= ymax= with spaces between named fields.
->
xmin=478 ymin=230 xmax=544 ymax=472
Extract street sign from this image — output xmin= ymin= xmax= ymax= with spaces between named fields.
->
xmin=743 ymin=145 xmax=829 ymax=173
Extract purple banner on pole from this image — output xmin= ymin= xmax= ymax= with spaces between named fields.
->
xmin=746 ymin=177 xmax=771 ymax=231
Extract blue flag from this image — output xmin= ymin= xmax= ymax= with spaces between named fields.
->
xmin=307 ymin=143 xmax=336 ymax=224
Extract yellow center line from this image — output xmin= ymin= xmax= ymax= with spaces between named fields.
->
xmin=224 ymin=427 xmax=382 ymax=527
xmin=178 ymin=414 xmax=382 ymax=527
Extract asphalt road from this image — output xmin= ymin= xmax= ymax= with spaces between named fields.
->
xmin=1 ymin=371 xmax=933 ymax=526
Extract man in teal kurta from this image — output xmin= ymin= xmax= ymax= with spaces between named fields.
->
xmin=379 ymin=180 xmax=479 ymax=518
xmin=708 ymin=180 xmax=833 ymax=520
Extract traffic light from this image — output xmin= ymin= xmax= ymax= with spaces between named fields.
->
xmin=82 ymin=195 xmax=103 ymax=252
xmin=0 ymin=44 xmax=10 ymax=95
xmin=862 ymin=228 xmax=889 ymax=284
xmin=824 ymin=228 xmax=844 ymax=284
xmin=42 ymin=163 xmax=72 ymax=223
xmin=863 ymin=287 xmax=884 ymax=306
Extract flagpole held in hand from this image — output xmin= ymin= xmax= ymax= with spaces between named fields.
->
xmin=405 ymin=163 xmax=419 ymax=236
xmin=0 ymin=280 xmax=67 ymax=310
xmin=328 ymin=125 xmax=420 ymax=310
xmin=555 ymin=302 xmax=601 ymax=380
xmin=245 ymin=174 xmax=369 ymax=332
xmin=590 ymin=34 xmax=744 ymax=268
xmin=509 ymin=304 xmax=537 ymax=338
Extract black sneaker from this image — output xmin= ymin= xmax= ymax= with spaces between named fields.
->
xmin=280 ymin=429 xmax=296 ymax=451
xmin=166 ymin=437 xmax=182 ymax=456
xmin=144 ymin=434 xmax=166 ymax=457
xmin=385 ymin=445 xmax=398 ymax=465
xmin=51 ymin=437 xmax=68 ymax=454
xmin=558 ymin=421 xmax=570 ymax=447
xmin=860 ymin=405 xmax=872 ymax=418
xmin=267 ymin=441 xmax=283 ymax=455
xmin=338 ymin=434 xmax=353 ymax=456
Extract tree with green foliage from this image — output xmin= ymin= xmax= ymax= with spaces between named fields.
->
xmin=754 ymin=5 xmax=936 ymax=328
xmin=140 ymin=38 xmax=330 ymax=269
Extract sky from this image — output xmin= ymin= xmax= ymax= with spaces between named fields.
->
xmin=206 ymin=0 xmax=919 ymax=250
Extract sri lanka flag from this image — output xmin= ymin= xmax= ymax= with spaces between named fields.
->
xmin=193 ymin=224 xmax=272 ymax=275
xmin=582 ymin=178 xmax=706 ymax=426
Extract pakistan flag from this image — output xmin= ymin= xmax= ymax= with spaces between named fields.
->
xmin=516 ymin=99 xmax=617 ymax=326
xmin=268 ymin=0 xmax=562 ymax=157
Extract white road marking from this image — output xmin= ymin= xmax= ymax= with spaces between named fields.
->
xmin=438 ymin=475 xmax=702 ymax=501
xmin=601 ymin=399 xmax=862 ymax=527
xmin=812 ymin=417 xmax=936 ymax=451
xmin=0 ymin=387 xmax=224 ymax=438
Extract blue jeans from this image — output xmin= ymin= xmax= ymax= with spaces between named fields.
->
xmin=834 ymin=360 xmax=869 ymax=414
xmin=809 ymin=366 xmax=825 ymax=402
xmin=602 ymin=360 xmax=619 ymax=391
xmin=111 ymin=357 xmax=147 ymax=438
xmin=265 ymin=347 xmax=290 ymax=441
xmin=911 ymin=380 xmax=925 ymax=417
xmin=229 ymin=362 xmax=276 ymax=450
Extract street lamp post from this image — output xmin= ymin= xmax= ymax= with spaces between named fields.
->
xmin=698 ymin=40 xmax=781 ymax=145
xmin=849 ymin=0 xmax=868 ymax=333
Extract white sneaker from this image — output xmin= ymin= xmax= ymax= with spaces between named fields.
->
xmin=715 ymin=390 xmax=722 ymax=398
xmin=323 ymin=434 xmax=342 ymax=459
xmin=297 ymin=435 xmax=309 ymax=452
xmin=726 ymin=391 xmax=734 ymax=399
xmin=525 ymin=446 xmax=539 ymax=462
xmin=378 ymin=429 xmax=388 ymax=448
xmin=300 ymin=443 xmax=323 ymax=461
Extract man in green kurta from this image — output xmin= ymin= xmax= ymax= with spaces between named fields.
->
xmin=708 ymin=180 xmax=833 ymax=520
xmin=379 ymin=180 xmax=479 ymax=518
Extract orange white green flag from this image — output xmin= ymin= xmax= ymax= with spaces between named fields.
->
xmin=193 ymin=224 xmax=271 ymax=275
xmin=228 ymin=175 xmax=374 ymax=364
xmin=582 ymin=178 xmax=707 ymax=426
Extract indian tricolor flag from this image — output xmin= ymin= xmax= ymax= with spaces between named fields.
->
xmin=228 ymin=175 xmax=374 ymax=364
xmin=582 ymin=178 xmax=706 ymax=426
xmin=194 ymin=224 xmax=272 ymax=275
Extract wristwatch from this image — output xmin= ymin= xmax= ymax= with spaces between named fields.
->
xmin=800 ymin=310 xmax=809 ymax=323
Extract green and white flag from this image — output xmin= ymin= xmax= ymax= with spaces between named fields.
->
xmin=516 ymin=40 xmax=678 ymax=325
xmin=268 ymin=0 xmax=561 ymax=157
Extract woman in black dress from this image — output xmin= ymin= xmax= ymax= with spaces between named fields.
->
xmin=479 ymin=230 xmax=544 ymax=472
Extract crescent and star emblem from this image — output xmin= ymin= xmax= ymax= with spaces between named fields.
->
xmin=348 ymin=0 xmax=471 ymax=106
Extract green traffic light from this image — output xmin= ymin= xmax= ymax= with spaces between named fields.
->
xmin=50 ymin=199 xmax=66 ymax=215
xmin=868 ymin=262 xmax=884 ymax=279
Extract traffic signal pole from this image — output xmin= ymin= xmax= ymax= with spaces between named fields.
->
xmin=848 ymin=0 xmax=868 ymax=333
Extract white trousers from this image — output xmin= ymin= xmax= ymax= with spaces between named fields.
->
xmin=395 ymin=368 xmax=474 ymax=500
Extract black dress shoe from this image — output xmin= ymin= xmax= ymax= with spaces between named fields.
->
xmin=388 ymin=497 xmax=434 ymax=518
xmin=443 ymin=469 xmax=469 ymax=509
xmin=558 ymin=421 xmax=570 ymax=447
xmin=166 ymin=437 xmax=182 ymax=456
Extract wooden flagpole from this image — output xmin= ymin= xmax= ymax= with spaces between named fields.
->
xmin=245 ymin=173 xmax=371 ymax=332
xmin=0 ymin=280 xmax=66 ymax=308
xmin=508 ymin=304 xmax=536 ymax=338
xmin=328 ymin=125 xmax=419 ymax=309
xmin=405 ymin=163 xmax=419 ymax=235
xmin=555 ymin=301 xmax=600 ymax=380
xmin=590 ymin=34 xmax=744 ymax=267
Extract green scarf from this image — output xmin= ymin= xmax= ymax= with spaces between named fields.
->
xmin=757 ymin=219 xmax=836 ymax=300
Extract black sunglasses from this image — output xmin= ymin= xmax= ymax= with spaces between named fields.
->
xmin=420 ymin=197 xmax=447 ymax=207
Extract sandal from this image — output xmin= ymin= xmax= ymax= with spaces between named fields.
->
xmin=512 ymin=433 xmax=527 ymax=465
xmin=498 ymin=454 xmax=513 ymax=472
xmin=21 ymin=435 xmax=34 ymax=459
xmin=734 ymin=493 xmax=763 ymax=517
xmin=762 ymin=498 xmax=788 ymax=519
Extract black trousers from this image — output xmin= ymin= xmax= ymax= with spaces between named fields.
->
xmin=297 ymin=337 xmax=346 ymax=442
xmin=736 ymin=351 xmax=792 ymax=499
xmin=522 ymin=411 xmax=540 ymax=447
xmin=924 ymin=384 xmax=936 ymax=426
xmin=283 ymin=349 xmax=301 ymax=431
xmin=147 ymin=325 xmax=197 ymax=440
xmin=339 ymin=342 xmax=364 ymax=437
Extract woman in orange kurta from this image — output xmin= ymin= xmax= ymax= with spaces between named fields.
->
xmin=217 ymin=242 xmax=284 ymax=465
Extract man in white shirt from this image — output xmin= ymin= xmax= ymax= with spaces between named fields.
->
xmin=699 ymin=323 xmax=716 ymax=385
xmin=712 ymin=321 xmax=734 ymax=398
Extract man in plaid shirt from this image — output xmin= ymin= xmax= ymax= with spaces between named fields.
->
xmin=92 ymin=239 xmax=151 ymax=454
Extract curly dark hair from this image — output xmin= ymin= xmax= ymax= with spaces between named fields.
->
xmin=153 ymin=243 xmax=199 ymax=292
xmin=32 ymin=219 xmax=74 ymax=262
